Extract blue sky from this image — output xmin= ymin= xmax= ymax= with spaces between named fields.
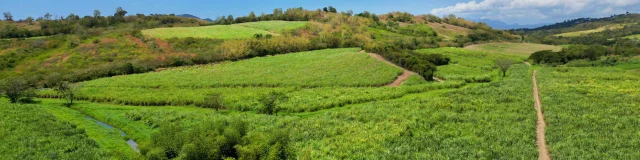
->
xmin=3 ymin=0 xmax=639 ymax=25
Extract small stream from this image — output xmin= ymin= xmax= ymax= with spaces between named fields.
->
xmin=85 ymin=116 xmax=140 ymax=152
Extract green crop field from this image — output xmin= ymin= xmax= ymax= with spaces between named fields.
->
xmin=77 ymin=48 xmax=402 ymax=88
xmin=415 ymin=47 xmax=522 ymax=82
xmin=537 ymin=65 xmax=640 ymax=159
xmin=234 ymin=21 xmax=307 ymax=33
xmin=142 ymin=21 xmax=306 ymax=39
xmin=34 ymin=64 xmax=536 ymax=159
xmin=142 ymin=25 xmax=272 ymax=39
xmin=0 ymin=102 xmax=113 ymax=159
xmin=554 ymin=24 xmax=627 ymax=37
xmin=38 ymin=48 xmax=472 ymax=112
xmin=465 ymin=43 xmax=562 ymax=57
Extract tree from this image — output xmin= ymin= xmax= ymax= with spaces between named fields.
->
xmin=3 ymin=11 xmax=12 ymax=21
xmin=55 ymin=81 xmax=79 ymax=107
xmin=328 ymin=6 xmax=337 ymax=13
xmin=258 ymin=91 xmax=288 ymax=115
xmin=25 ymin=17 xmax=34 ymax=24
xmin=248 ymin=11 xmax=256 ymax=22
xmin=44 ymin=13 xmax=52 ymax=20
xmin=0 ymin=78 xmax=32 ymax=103
xmin=93 ymin=10 xmax=101 ymax=18
xmin=226 ymin=15 xmax=234 ymax=24
xmin=197 ymin=93 xmax=225 ymax=112
xmin=115 ymin=7 xmax=127 ymax=17
xmin=495 ymin=59 xmax=513 ymax=77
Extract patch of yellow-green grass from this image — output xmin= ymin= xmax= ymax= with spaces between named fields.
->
xmin=465 ymin=43 xmax=562 ymax=58
xmin=142 ymin=25 xmax=272 ymax=39
xmin=427 ymin=22 xmax=470 ymax=40
xmin=554 ymin=24 xmax=626 ymax=37
xmin=624 ymin=34 xmax=640 ymax=40
xmin=234 ymin=21 xmax=307 ymax=33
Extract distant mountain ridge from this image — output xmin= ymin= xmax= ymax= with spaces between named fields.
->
xmin=177 ymin=14 xmax=214 ymax=22
xmin=470 ymin=19 xmax=549 ymax=30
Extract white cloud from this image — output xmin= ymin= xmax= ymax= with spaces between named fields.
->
xmin=430 ymin=0 xmax=640 ymax=25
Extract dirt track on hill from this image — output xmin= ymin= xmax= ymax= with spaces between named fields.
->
xmin=365 ymin=52 xmax=416 ymax=87
xmin=532 ymin=70 xmax=551 ymax=160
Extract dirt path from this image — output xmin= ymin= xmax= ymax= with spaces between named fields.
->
xmin=365 ymin=52 xmax=416 ymax=87
xmin=532 ymin=70 xmax=551 ymax=160
xmin=525 ymin=62 xmax=532 ymax=66
xmin=433 ymin=77 xmax=445 ymax=83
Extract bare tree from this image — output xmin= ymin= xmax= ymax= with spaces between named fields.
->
xmin=55 ymin=81 xmax=80 ymax=107
xmin=495 ymin=59 xmax=514 ymax=77
xmin=3 ymin=11 xmax=12 ymax=21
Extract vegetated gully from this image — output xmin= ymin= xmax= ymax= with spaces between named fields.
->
xmin=85 ymin=115 xmax=140 ymax=152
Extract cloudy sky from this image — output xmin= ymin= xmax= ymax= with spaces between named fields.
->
xmin=2 ymin=0 xmax=639 ymax=25
xmin=431 ymin=0 xmax=640 ymax=25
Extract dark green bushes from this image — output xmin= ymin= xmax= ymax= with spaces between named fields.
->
xmin=529 ymin=44 xmax=618 ymax=65
xmin=141 ymin=118 xmax=294 ymax=159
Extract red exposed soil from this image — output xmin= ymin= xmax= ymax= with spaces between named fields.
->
xmin=126 ymin=35 xmax=147 ymax=48
xmin=154 ymin=39 xmax=172 ymax=52
xmin=532 ymin=70 xmax=551 ymax=160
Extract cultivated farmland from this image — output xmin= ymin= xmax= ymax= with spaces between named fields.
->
xmin=465 ymin=43 xmax=562 ymax=57
xmin=141 ymin=21 xmax=306 ymax=39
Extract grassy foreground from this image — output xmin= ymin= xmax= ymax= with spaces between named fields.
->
xmin=538 ymin=65 xmax=640 ymax=159
xmin=40 ymin=64 xmax=536 ymax=159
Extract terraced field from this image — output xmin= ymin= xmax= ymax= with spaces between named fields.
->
xmin=142 ymin=21 xmax=306 ymax=39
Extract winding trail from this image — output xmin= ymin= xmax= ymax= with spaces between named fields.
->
xmin=532 ymin=70 xmax=551 ymax=160
xmin=525 ymin=62 xmax=532 ymax=66
xmin=364 ymin=52 xmax=416 ymax=87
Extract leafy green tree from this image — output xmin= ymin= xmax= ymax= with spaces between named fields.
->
xmin=196 ymin=93 xmax=225 ymax=112
xmin=0 ymin=78 xmax=31 ymax=103
xmin=259 ymin=91 xmax=288 ymax=115
xmin=25 ymin=16 xmax=34 ymax=24
xmin=495 ymin=59 xmax=513 ymax=77
xmin=226 ymin=15 xmax=234 ymax=24
xmin=93 ymin=10 xmax=101 ymax=18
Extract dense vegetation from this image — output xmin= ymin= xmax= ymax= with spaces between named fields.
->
xmin=42 ymin=64 xmax=536 ymax=159
xmin=529 ymin=44 xmax=637 ymax=66
xmin=0 ymin=102 xmax=110 ymax=159
xmin=537 ymin=62 xmax=640 ymax=159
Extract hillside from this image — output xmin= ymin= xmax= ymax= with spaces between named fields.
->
xmin=2 ymin=5 xmax=640 ymax=160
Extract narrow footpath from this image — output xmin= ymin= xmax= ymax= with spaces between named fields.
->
xmin=532 ymin=70 xmax=551 ymax=160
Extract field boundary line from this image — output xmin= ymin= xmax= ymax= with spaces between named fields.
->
xmin=533 ymin=70 xmax=551 ymax=160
